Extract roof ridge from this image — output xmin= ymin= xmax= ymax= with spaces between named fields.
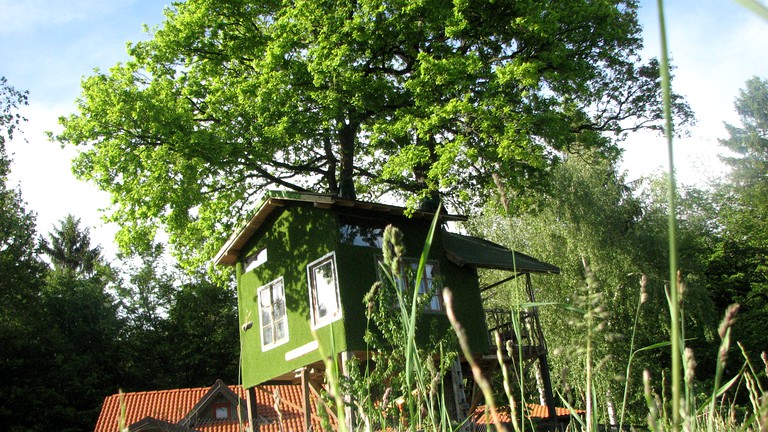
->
xmin=112 ymin=383 xmax=243 ymax=398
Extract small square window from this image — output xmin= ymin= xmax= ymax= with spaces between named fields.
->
xmin=213 ymin=403 xmax=230 ymax=420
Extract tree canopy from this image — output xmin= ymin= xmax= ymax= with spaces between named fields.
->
xmin=707 ymin=76 xmax=768 ymax=355
xmin=54 ymin=0 xmax=692 ymax=270
xmin=40 ymin=215 xmax=104 ymax=277
xmin=0 ymin=77 xmax=236 ymax=431
xmin=0 ymin=77 xmax=40 ymax=312
xmin=467 ymin=155 xmax=717 ymax=423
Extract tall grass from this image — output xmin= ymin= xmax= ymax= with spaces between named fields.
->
xmin=310 ymin=2 xmax=768 ymax=431
xmin=314 ymin=218 xmax=767 ymax=431
xmin=655 ymin=0 xmax=682 ymax=427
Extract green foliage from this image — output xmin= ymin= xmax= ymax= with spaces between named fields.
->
xmin=52 ymin=0 xmax=691 ymax=273
xmin=350 ymin=224 xmax=456 ymax=431
xmin=115 ymin=243 xmax=176 ymax=331
xmin=40 ymin=214 xmax=105 ymax=277
xmin=163 ymin=280 xmax=239 ymax=387
xmin=39 ymin=271 xmax=125 ymax=432
xmin=0 ymin=78 xmax=50 ymax=432
xmin=0 ymin=76 xmax=28 ymax=148
xmin=0 ymin=76 xmax=40 ymax=314
xmin=468 ymin=155 xmax=717 ymax=424
xmin=113 ymin=245 xmax=239 ymax=390
xmin=3 ymin=200 xmax=124 ymax=432
xmin=0 ymin=77 xmax=237 ymax=430
xmin=37 ymin=216 xmax=124 ymax=432
xmin=706 ymin=76 xmax=768 ymax=359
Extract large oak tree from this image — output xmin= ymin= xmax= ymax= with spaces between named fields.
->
xmin=54 ymin=0 xmax=691 ymax=269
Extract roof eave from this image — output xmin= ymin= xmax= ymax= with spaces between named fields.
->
xmin=213 ymin=191 xmax=466 ymax=266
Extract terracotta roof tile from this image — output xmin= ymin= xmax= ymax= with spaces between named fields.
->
xmin=469 ymin=403 xmax=584 ymax=425
xmin=94 ymin=382 xmax=329 ymax=432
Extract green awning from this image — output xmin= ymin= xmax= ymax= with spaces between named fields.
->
xmin=442 ymin=230 xmax=560 ymax=274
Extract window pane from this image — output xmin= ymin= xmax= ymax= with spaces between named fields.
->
xmin=259 ymin=288 xmax=271 ymax=307
xmin=412 ymin=263 xmax=433 ymax=294
xmin=274 ymin=299 xmax=285 ymax=320
xmin=395 ymin=260 xmax=440 ymax=311
xmin=263 ymin=326 xmax=273 ymax=345
xmin=275 ymin=318 xmax=286 ymax=341
xmin=215 ymin=406 xmax=229 ymax=419
xmin=261 ymin=306 xmax=272 ymax=326
xmin=313 ymin=261 xmax=337 ymax=319
xmin=425 ymin=263 xmax=434 ymax=279
xmin=273 ymin=280 xmax=284 ymax=300
xmin=430 ymin=294 xmax=441 ymax=311
xmin=309 ymin=255 xmax=341 ymax=326
xmin=259 ymin=278 xmax=288 ymax=348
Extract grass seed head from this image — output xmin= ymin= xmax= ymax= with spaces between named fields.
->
xmin=684 ymin=348 xmax=696 ymax=385
xmin=717 ymin=304 xmax=740 ymax=340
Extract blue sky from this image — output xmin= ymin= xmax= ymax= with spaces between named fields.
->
xmin=2 ymin=0 xmax=767 ymax=256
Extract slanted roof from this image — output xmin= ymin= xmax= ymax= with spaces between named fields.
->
xmin=442 ymin=230 xmax=560 ymax=274
xmin=178 ymin=379 xmax=245 ymax=430
xmin=214 ymin=190 xmax=466 ymax=266
xmin=94 ymin=380 xmax=325 ymax=432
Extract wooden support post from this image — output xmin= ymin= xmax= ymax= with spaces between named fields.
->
xmin=340 ymin=351 xmax=356 ymax=431
xmin=300 ymin=368 xmax=311 ymax=432
xmin=246 ymin=386 xmax=259 ymax=432
xmin=450 ymin=358 xmax=470 ymax=431
xmin=538 ymin=354 xmax=557 ymax=420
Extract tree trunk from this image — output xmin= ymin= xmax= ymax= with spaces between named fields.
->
xmin=414 ymin=135 xmax=439 ymax=210
xmin=338 ymin=121 xmax=357 ymax=200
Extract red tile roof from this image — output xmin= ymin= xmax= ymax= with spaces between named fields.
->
xmin=469 ymin=403 xmax=584 ymax=425
xmin=94 ymin=381 xmax=330 ymax=432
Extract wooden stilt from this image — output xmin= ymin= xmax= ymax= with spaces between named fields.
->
xmin=246 ymin=387 xmax=259 ymax=432
xmin=538 ymin=354 xmax=557 ymax=420
xmin=450 ymin=357 xmax=470 ymax=431
xmin=340 ymin=351 xmax=356 ymax=431
xmin=300 ymin=368 xmax=311 ymax=431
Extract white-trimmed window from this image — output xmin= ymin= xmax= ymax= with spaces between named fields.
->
xmin=380 ymin=258 xmax=442 ymax=312
xmin=307 ymin=252 xmax=342 ymax=328
xmin=258 ymin=277 xmax=288 ymax=350
xmin=413 ymin=261 xmax=441 ymax=312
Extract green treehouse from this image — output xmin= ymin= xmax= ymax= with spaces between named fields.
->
xmin=214 ymin=191 xmax=560 ymax=431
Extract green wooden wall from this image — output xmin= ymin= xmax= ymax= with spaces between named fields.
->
xmin=236 ymin=202 xmax=489 ymax=388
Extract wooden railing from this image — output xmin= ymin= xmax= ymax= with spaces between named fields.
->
xmin=484 ymin=308 xmax=547 ymax=357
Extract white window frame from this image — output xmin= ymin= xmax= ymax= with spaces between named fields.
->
xmin=307 ymin=252 xmax=342 ymax=328
xmin=411 ymin=260 xmax=442 ymax=312
xmin=257 ymin=277 xmax=289 ymax=351
xmin=378 ymin=257 xmax=443 ymax=313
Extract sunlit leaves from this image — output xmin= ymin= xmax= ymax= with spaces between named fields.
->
xmin=54 ymin=0 xmax=691 ymax=272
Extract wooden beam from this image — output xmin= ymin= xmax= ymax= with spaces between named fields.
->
xmin=254 ymin=385 xmax=327 ymax=428
xmin=340 ymin=351 xmax=356 ymax=431
xmin=246 ymin=387 xmax=258 ymax=432
xmin=480 ymin=273 xmax=523 ymax=293
xmin=308 ymin=381 xmax=338 ymax=424
xmin=300 ymin=368 xmax=311 ymax=432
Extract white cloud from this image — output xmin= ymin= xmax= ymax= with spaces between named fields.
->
xmin=6 ymin=102 xmax=118 ymax=257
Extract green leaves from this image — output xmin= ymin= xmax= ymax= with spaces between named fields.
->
xmin=54 ymin=0 xmax=690 ymax=272
xmin=40 ymin=215 xmax=104 ymax=278
xmin=706 ymin=77 xmax=768 ymax=359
